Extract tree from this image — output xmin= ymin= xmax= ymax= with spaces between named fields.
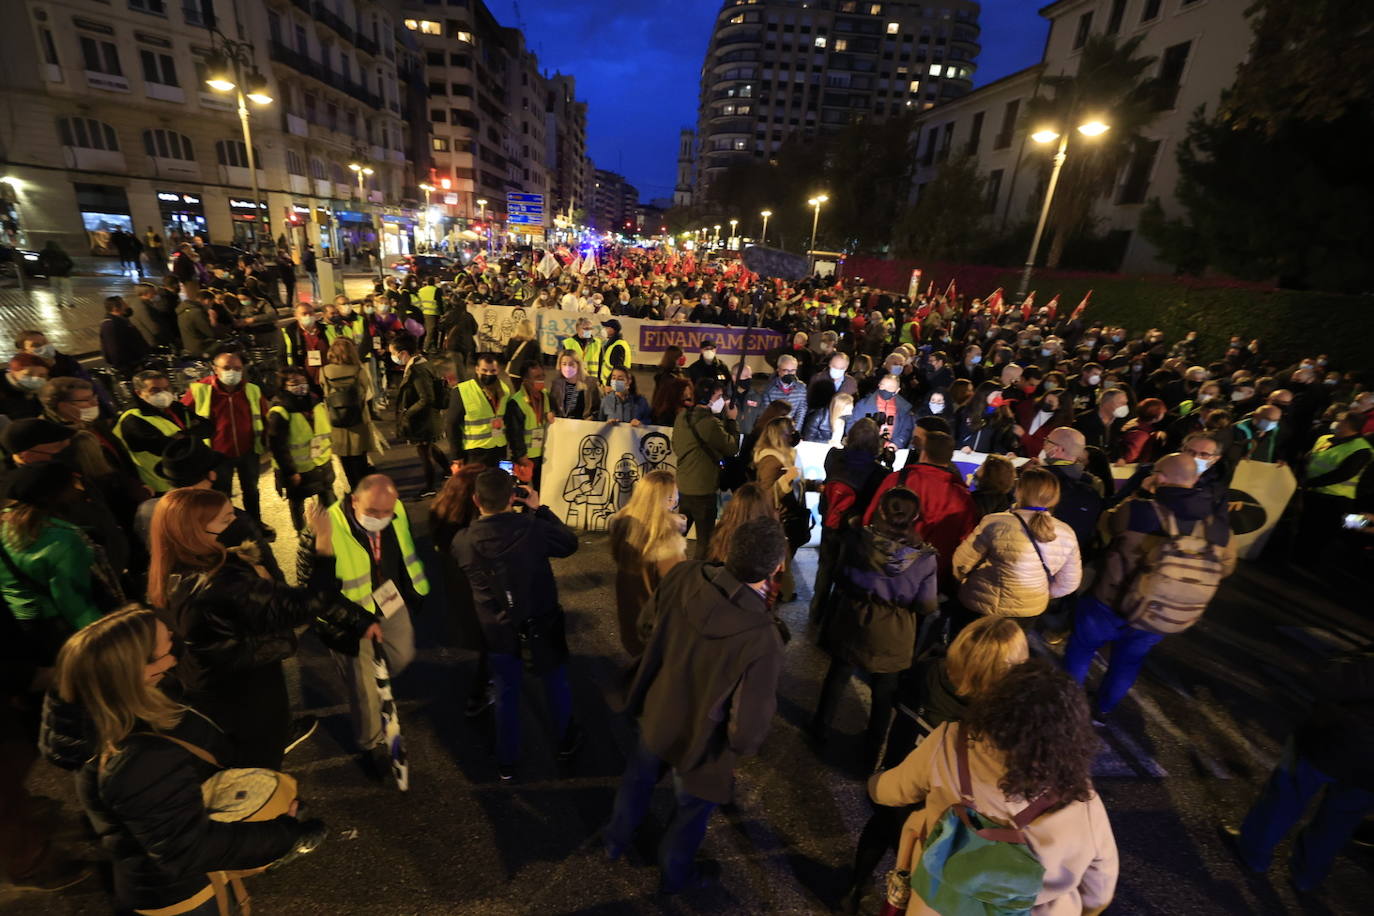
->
xmin=1022 ymin=34 xmax=1159 ymax=268
xmin=892 ymin=154 xmax=988 ymax=260
xmin=1139 ymin=105 xmax=1374 ymax=293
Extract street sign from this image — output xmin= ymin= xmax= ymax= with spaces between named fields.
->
xmin=506 ymin=191 xmax=544 ymax=226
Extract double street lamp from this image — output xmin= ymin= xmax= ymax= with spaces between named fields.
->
xmin=418 ymin=182 xmax=435 ymax=250
xmin=759 ymin=209 xmax=772 ymax=246
xmin=204 ymin=35 xmax=273 ymax=248
xmin=476 ymin=197 xmax=491 ymax=255
xmin=807 ymin=194 xmax=829 ymax=273
xmin=728 ymin=218 xmax=738 ymax=247
xmin=1018 ymin=119 xmax=1111 ymax=297
xmin=348 ymin=159 xmax=382 ymax=278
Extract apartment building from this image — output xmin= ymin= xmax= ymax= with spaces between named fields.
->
xmin=591 ymin=168 xmax=639 ymax=234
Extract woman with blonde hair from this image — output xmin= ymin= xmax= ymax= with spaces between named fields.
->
xmin=321 ymin=335 xmax=378 ymax=490
xmin=970 ymin=453 xmax=1016 ymax=519
xmin=705 ymin=482 xmax=777 ymax=565
xmin=753 ymin=414 xmax=818 ymax=599
xmin=608 ymin=469 xmax=687 ymax=655
xmin=953 ymin=467 xmax=1082 ymax=623
xmin=550 ymin=350 xmax=597 ymax=419
xmin=148 ymin=488 xmax=378 ymax=767
xmin=841 ymin=616 xmax=1030 ymax=912
xmin=502 ymin=319 xmax=539 ymax=384
xmin=43 ymin=606 xmax=326 ymax=915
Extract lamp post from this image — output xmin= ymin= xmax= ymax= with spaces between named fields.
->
xmin=418 ymin=182 xmax=435 ymax=251
xmin=728 ymin=218 xmax=738 ymax=248
xmin=712 ymin=224 xmax=721 ymax=248
xmin=476 ymin=197 xmax=490 ymax=256
xmin=760 ymin=209 xmax=772 ymax=245
xmin=807 ymin=194 xmax=829 ymax=273
xmin=348 ymin=160 xmax=380 ymax=278
xmin=204 ymin=35 xmax=273 ymax=249
xmin=1018 ymin=119 xmax=1110 ymax=297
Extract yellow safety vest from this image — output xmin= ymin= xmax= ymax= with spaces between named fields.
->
xmin=600 ymin=337 xmax=633 ymax=383
xmin=327 ymin=500 xmax=430 ymax=614
xmin=511 ymin=388 xmax=551 ymax=459
xmin=267 ymin=402 xmax=333 ymax=473
xmin=561 ymin=336 xmax=602 ymax=378
xmin=418 ymin=285 xmax=439 ymax=316
xmin=113 ymin=408 xmax=186 ymax=493
xmin=189 ymin=380 xmax=264 ymax=454
xmin=325 ymin=315 xmax=366 ymax=344
xmin=457 ymin=378 xmax=510 ymax=450
xmin=1306 ymin=434 xmax=1373 ymax=499
xmin=281 ymin=327 xmax=327 ymax=366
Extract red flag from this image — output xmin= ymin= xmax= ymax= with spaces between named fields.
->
xmin=1071 ymin=289 xmax=1092 ymax=321
xmin=944 ymin=278 xmax=957 ymax=305
xmin=926 ymin=280 xmax=936 ymax=299
xmin=1020 ymin=291 xmax=1036 ymax=324
xmin=1044 ymin=294 xmax=1060 ymax=321
xmin=985 ymin=287 xmax=1004 ymax=319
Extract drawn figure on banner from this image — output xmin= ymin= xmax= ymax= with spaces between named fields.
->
xmin=497 ymin=309 xmax=517 ymax=343
xmin=613 ymin=454 xmax=640 ymax=511
xmin=563 ymin=433 xmax=613 ymax=530
xmin=638 ymin=431 xmax=675 ymax=477
xmin=477 ymin=307 xmax=501 ymax=351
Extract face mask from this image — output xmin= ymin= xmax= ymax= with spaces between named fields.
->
xmin=1112 ymin=404 xmax=1130 ymax=419
xmin=1112 ymin=335 xmax=1124 ymax=343
xmin=579 ymin=329 xmax=591 ymax=339
xmin=217 ymin=369 xmax=242 ymax=386
xmin=888 ymin=365 xmax=903 ymax=375
xmin=77 ymin=405 xmax=100 ymax=422
xmin=363 ymin=306 xmax=375 ymax=315
xmin=287 ymin=384 xmax=310 ymax=397
xmin=929 ymin=400 xmax=945 ymax=414
xmin=1198 ymin=393 xmax=1214 ymax=403
xmin=300 ymin=316 xmax=315 ymax=328
xmin=1255 ymin=418 xmax=1276 ymax=432
xmin=560 ymin=365 xmax=577 ymax=379
xmin=239 ymin=298 xmax=253 ymax=308
xmin=877 ymin=389 xmax=895 ymax=401
xmin=701 ymin=350 xmax=716 ymax=361
xmin=357 ymin=512 xmax=393 ymax=533
xmin=340 ymin=304 xmax=354 ymax=316
xmin=1194 ymin=457 xmax=1212 ymax=475
xmin=1084 ymin=338 xmax=1097 ymax=347
xmin=145 ymin=391 xmax=175 ymax=409
xmin=34 ymin=344 xmax=56 ymax=360
xmin=478 ymin=373 xmax=499 ymax=387
xmin=611 ymin=380 xmax=627 ymax=393
xmin=780 ymin=374 xmax=797 ymax=385
xmin=1323 ymin=378 xmax=1337 ymax=386
xmin=1086 ymin=374 xmax=1102 ymax=386
xmin=378 ymin=303 xmax=391 ymax=313
xmin=1041 ymin=348 xmax=1053 ymax=357
xmin=1231 ymin=390 xmax=1249 ymax=402
xmin=969 ymin=355 xmax=982 ymax=365
xmin=829 ymin=367 xmax=844 ymax=381
xmin=17 ymin=375 xmax=45 ymax=391
xmin=788 ymin=430 xmax=802 ymax=447
xmin=709 ymin=397 xmax=726 ymax=415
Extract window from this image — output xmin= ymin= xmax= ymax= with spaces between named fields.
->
xmin=215 ymin=139 xmax=258 ymax=168
xmin=929 ymin=63 xmax=942 ymax=76
xmin=1073 ymin=12 xmax=1093 ymax=50
xmin=1154 ymin=41 xmax=1191 ymax=110
xmin=1105 ymin=0 xmax=1127 ymax=35
xmin=139 ymin=49 xmax=178 ymax=86
xmin=432 ymin=137 xmax=449 ymax=151
xmin=993 ymin=98 xmax=1019 ymax=149
xmin=937 ymin=122 xmax=954 ymax=162
xmin=455 ymin=30 xmax=473 ymax=43
xmin=286 ymin=150 xmax=305 ymax=175
xmin=1141 ymin=0 xmax=1162 ymax=22
xmin=908 ymin=79 xmax=920 ymax=94
xmin=986 ymin=168 xmax=1003 ymax=214
xmin=886 ymin=22 xmax=899 ymax=35
xmin=309 ymin=157 xmax=326 ymax=180
xmin=426 ymin=50 xmax=444 ymax=65
xmin=142 ymin=128 xmax=193 ymax=159
xmin=40 ymin=28 xmax=59 ymax=65
xmin=966 ymin=110 xmax=984 ymax=154
xmin=431 ymin=109 xmax=447 ymax=122
xmin=80 ymin=36 xmax=122 ymax=75
xmin=403 ymin=19 xmax=442 ymax=35
xmin=267 ymin=11 xmax=281 ymax=43
xmin=813 ymin=35 xmax=826 ymax=48
xmin=58 ymin=117 xmax=119 ymax=151
xmin=1118 ymin=138 xmax=1161 ymax=203
xmin=129 ymin=0 xmax=167 ymax=14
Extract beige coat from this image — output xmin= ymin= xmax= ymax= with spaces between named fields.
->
xmin=320 ymin=363 xmax=376 ymax=457
xmin=953 ymin=510 xmax=1082 ymax=618
xmin=870 ymin=721 xmax=1118 ymax=916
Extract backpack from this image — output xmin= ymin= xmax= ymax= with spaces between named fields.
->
xmin=1121 ymin=503 xmax=1226 ymax=635
xmin=910 ymin=726 xmax=1056 ymax=916
xmin=820 ymin=479 xmax=858 ymax=530
xmin=325 ymin=373 xmax=363 ymax=427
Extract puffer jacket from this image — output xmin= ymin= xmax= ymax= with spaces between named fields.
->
xmin=825 ymin=526 xmax=939 ymax=673
xmin=953 ymin=509 xmax=1082 ymax=618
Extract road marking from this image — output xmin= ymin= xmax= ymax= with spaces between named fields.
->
xmin=1129 ymin=691 xmax=1233 ymax=780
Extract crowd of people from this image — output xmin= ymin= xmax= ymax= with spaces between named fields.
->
xmin=1 ymin=241 xmax=1371 ymax=914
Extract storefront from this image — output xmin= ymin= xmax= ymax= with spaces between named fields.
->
xmin=156 ymin=190 xmax=207 ymax=245
xmin=335 ymin=210 xmax=376 ymax=261
xmin=313 ymin=207 xmax=336 ymax=255
xmin=74 ymin=183 xmax=133 ymax=255
xmin=380 ymin=213 xmax=416 ymax=258
xmin=228 ymin=197 xmax=268 ymax=247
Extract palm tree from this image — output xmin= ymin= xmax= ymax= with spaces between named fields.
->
xmin=1023 ymin=34 xmax=1159 ymax=268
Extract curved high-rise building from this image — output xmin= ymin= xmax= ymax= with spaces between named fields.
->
xmin=692 ymin=0 xmax=981 ymax=195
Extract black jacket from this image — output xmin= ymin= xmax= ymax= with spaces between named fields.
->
xmin=450 ymin=506 xmax=579 ymax=655
xmin=622 ymin=561 xmax=784 ymax=804
xmin=100 ymin=314 xmax=151 ymax=374
xmin=1296 ymin=649 xmax=1374 ymax=790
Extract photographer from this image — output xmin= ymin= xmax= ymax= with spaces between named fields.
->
xmin=852 ymin=373 xmax=915 ymax=453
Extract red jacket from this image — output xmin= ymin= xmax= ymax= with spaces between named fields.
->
xmin=863 ymin=462 xmax=977 ymax=591
xmin=181 ymin=376 xmax=266 ymax=459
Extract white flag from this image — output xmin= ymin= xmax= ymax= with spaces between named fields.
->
xmin=537 ymin=251 xmax=559 ymax=279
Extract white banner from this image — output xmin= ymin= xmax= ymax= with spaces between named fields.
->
xmin=542 ymin=418 xmax=685 ymax=535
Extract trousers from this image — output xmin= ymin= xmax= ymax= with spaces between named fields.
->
xmin=213 ymin=451 xmax=262 ymax=523
xmin=678 ymin=493 xmax=719 ymax=561
xmin=331 ymin=605 xmax=416 ymax=750
xmin=606 ymin=739 xmax=719 ymax=892
xmin=1062 ymin=594 xmax=1164 ymax=715
xmin=488 ymin=652 xmax=572 ymax=766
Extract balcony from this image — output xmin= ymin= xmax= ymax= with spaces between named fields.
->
xmin=313 ymin=1 xmax=354 ymax=44
xmin=355 ymin=34 xmax=379 ymax=58
xmin=715 ymin=31 xmax=762 ymax=51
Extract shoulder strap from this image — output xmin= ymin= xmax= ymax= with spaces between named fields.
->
xmin=1151 ymin=501 xmax=1179 ymax=538
xmin=134 ymin=731 xmax=220 ymax=767
xmin=685 ymin=410 xmax=721 ymax=463
xmin=955 ymin=724 xmax=975 ymax=802
xmin=957 ymin=725 xmax=1058 ymax=832
xmin=1011 ymin=512 xmax=1052 ymax=582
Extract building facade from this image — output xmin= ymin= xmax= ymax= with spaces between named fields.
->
xmin=591 ymin=168 xmax=639 ymax=234
xmin=910 ymin=0 xmax=1253 ymax=273
xmin=692 ymin=0 xmax=981 ymax=195
xmin=1 ymin=0 xmax=419 ymax=259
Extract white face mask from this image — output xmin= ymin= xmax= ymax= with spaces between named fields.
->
xmin=702 ymin=350 xmax=717 ymax=361
xmin=300 ymin=316 xmax=315 ymax=328
xmin=1194 ymin=457 xmax=1212 ymax=475
xmin=1038 ymin=448 xmax=1050 ymax=461
xmin=357 ymin=512 xmax=393 ymax=532
xmin=77 ymin=406 xmax=100 ymax=422
xmin=709 ymin=396 xmax=726 ymax=415
xmin=145 ymin=391 xmax=175 ymax=410
xmin=16 ymin=375 xmax=45 ymax=391
xmin=829 ymin=367 xmax=844 ymax=381
xmin=928 ymin=400 xmax=945 ymax=414
xmin=339 ymin=304 xmax=354 ymax=316
xmin=217 ymin=369 xmax=242 ymax=386
xmin=1087 ymin=374 xmax=1101 ymax=386
xmin=1112 ymin=404 xmax=1130 ymax=419
xmin=34 ymin=344 xmax=56 ymax=360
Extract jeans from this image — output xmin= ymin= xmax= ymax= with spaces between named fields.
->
xmin=488 ymin=652 xmax=572 ymax=766
xmin=50 ymin=275 xmax=73 ymax=304
xmin=811 ymin=659 xmax=900 ymax=762
xmin=1238 ymin=742 xmax=1374 ymax=890
xmin=679 ymin=493 xmax=719 ymax=561
xmin=339 ymin=454 xmax=372 ymax=490
xmin=1062 ymin=595 xmax=1165 ymax=715
xmin=606 ymin=740 xmax=718 ymax=892
xmin=213 ymin=451 xmax=263 ymax=523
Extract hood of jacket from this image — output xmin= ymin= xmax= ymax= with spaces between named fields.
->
xmin=854 ymin=526 xmax=927 ymax=578
xmin=40 ymin=689 xmax=94 ymax=770
xmin=1154 ymin=484 xmax=1215 ymax=524
xmin=687 ymin=563 xmax=774 ymax=640
xmin=465 ymin=510 xmax=536 ymax=561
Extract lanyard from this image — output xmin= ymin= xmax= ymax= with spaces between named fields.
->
xmin=366 ymin=530 xmax=383 ymax=565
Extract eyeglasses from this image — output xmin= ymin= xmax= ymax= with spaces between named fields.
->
xmin=1182 ymin=446 xmax=1217 ymax=459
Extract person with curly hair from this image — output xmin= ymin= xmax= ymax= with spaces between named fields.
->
xmin=868 ymin=661 xmax=1118 ymax=916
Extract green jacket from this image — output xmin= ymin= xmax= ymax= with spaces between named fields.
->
xmin=0 ymin=517 xmax=101 ymax=631
xmin=671 ymin=406 xmax=741 ymax=497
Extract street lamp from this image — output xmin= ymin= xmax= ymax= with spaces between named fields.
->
xmin=807 ymin=194 xmax=829 ymax=272
xmin=475 ymin=198 xmax=491 ymax=255
xmin=712 ymin=224 xmax=721 ymax=249
xmin=203 ymin=38 xmax=273 ymax=249
xmin=349 ymin=160 xmax=381 ymax=278
xmin=760 ymin=209 xmax=772 ymax=245
xmin=1018 ymin=119 xmax=1111 ymax=297
xmin=728 ymin=218 xmax=738 ymax=247
xmin=418 ymin=183 xmax=436 ymax=250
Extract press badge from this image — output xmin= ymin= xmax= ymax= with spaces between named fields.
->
xmin=372 ymin=580 xmax=405 ymax=619
xmin=307 ymin=350 xmax=323 ymax=367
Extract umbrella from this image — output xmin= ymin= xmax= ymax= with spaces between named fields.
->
xmin=371 ymin=636 xmax=408 ymax=791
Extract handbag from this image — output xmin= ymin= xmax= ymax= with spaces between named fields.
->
xmin=685 ymin=410 xmax=745 ymax=492
xmin=779 ymin=486 xmax=815 ymax=552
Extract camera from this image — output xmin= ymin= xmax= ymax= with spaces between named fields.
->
xmin=1343 ymin=513 xmax=1370 ymax=530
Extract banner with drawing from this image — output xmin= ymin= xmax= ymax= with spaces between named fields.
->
xmin=542 ymin=418 xmax=685 ymax=535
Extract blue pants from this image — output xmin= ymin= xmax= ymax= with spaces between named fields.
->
xmin=488 ymin=653 xmax=571 ymax=766
xmin=1062 ymin=595 xmax=1164 ymax=715
xmin=1238 ymin=742 xmax=1374 ymax=890
xmin=606 ymin=740 xmax=718 ymax=892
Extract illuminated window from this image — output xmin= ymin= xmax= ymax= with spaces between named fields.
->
xmin=404 ymin=19 xmax=417 ymax=30
xmin=404 ymin=19 xmax=441 ymax=34
xmin=869 ymin=3 xmax=883 ymax=14
xmin=887 ymin=22 xmax=899 ymax=35
xmin=432 ymin=137 xmax=449 ymax=151
xmin=929 ymin=63 xmax=942 ymax=76
xmin=813 ymin=35 xmax=826 ymax=48
xmin=834 ymin=38 xmax=848 ymax=51
xmin=908 ymin=80 xmax=920 ymax=93
xmin=455 ymin=30 xmax=472 ymax=43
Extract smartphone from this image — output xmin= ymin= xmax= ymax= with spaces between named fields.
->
xmin=1343 ymin=513 xmax=1370 ymax=530
xmin=498 ymin=460 xmax=514 ymax=474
